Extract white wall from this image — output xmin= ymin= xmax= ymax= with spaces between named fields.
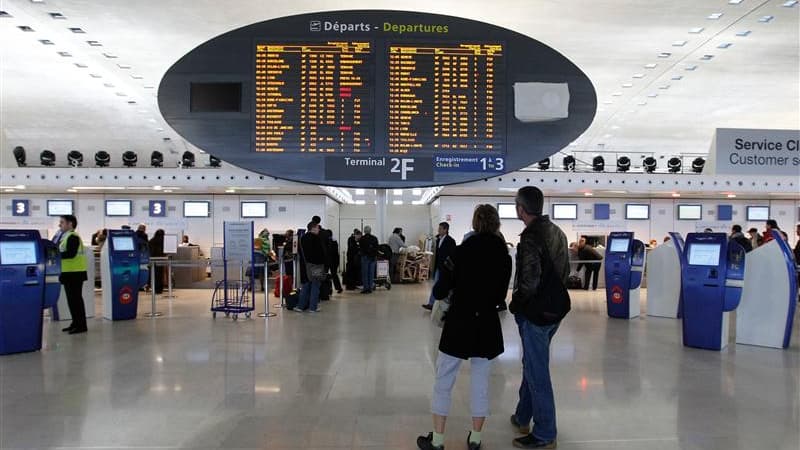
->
xmin=0 ymin=193 xmax=332 ymax=254
xmin=435 ymin=196 xmax=800 ymax=247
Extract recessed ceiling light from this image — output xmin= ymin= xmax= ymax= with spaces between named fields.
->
xmin=115 ymin=92 xmax=127 ymax=96
xmin=30 ymin=0 xmax=45 ymax=3
xmin=18 ymin=25 xmax=34 ymax=32
xmin=130 ymin=74 xmax=143 ymax=79
xmin=717 ymin=42 xmax=732 ymax=49
xmin=622 ymin=83 xmax=633 ymax=88
xmin=603 ymin=100 xmax=613 ymax=105
xmin=758 ymin=15 xmax=774 ymax=22
xmin=355 ymin=188 xmax=365 ymax=195
xmin=57 ymin=51 xmax=72 ymax=57
xmin=736 ymin=30 xmax=751 ymax=36
xmin=671 ymin=75 xmax=684 ymax=80
xmin=632 ymin=73 xmax=645 ymax=79
xmin=611 ymin=92 xmax=622 ymax=96
xmin=727 ymin=193 xmax=737 ymax=198
xmin=156 ymin=128 xmax=164 ymax=132
xmin=393 ymin=189 xmax=403 ymax=195
xmin=583 ymin=192 xmax=593 ymax=197
xmin=86 ymin=40 xmax=102 ymax=46
xmin=102 ymin=52 xmax=117 ymax=58
xmin=393 ymin=200 xmax=404 ymax=205
xmin=644 ymin=63 xmax=657 ymax=69
xmin=671 ymin=193 xmax=681 ymax=197
xmin=38 ymin=39 xmax=54 ymax=45
xmin=163 ymin=190 xmax=173 ymax=193
xmin=707 ymin=13 xmax=724 ymax=19
xmin=672 ymin=41 xmax=687 ymax=47
xmin=48 ymin=12 xmax=66 ymax=19
xmin=412 ymin=200 xmax=424 ymax=205
xmin=103 ymin=82 xmax=114 ymax=87
xmin=783 ymin=0 xmax=798 ymax=6
xmin=74 ymin=62 xmax=87 ymax=68
xmin=689 ymin=27 xmax=704 ymax=33
xmin=225 ymin=188 xmax=236 ymax=193
xmin=685 ymin=64 xmax=698 ymax=71
xmin=647 ymin=93 xmax=658 ymax=98
xmin=68 ymin=27 xmax=85 ymax=33
xmin=117 ymin=63 xmax=131 ymax=69
xmin=89 ymin=73 xmax=102 ymax=78
xmin=354 ymin=199 xmax=366 ymax=205
xmin=637 ymin=100 xmax=648 ymax=106
xmin=67 ymin=189 xmax=78 ymax=193
xmin=658 ymin=84 xmax=670 ymax=90
xmin=658 ymin=52 xmax=672 ymax=59
xmin=0 ymin=11 xmax=12 ymax=18
xmin=700 ymin=54 xmax=714 ymax=60
xmin=728 ymin=0 xmax=744 ymax=4
xmin=412 ymin=189 xmax=422 ymax=195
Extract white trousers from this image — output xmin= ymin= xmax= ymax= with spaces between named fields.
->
xmin=431 ymin=351 xmax=493 ymax=417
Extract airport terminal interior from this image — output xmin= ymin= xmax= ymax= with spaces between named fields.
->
xmin=0 ymin=1 xmax=799 ymax=449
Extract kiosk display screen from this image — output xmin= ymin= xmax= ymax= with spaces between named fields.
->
xmin=688 ymin=243 xmax=721 ymax=266
xmin=0 ymin=241 xmax=38 ymax=265
xmin=609 ymin=238 xmax=630 ymax=253
xmin=184 ymin=201 xmax=210 ymax=218
xmin=625 ymin=204 xmax=649 ymax=220
xmin=105 ymin=200 xmax=132 ymax=217
xmin=112 ymin=236 xmax=135 ymax=251
xmin=47 ymin=200 xmax=74 ymax=216
xmin=497 ymin=203 xmax=516 ymax=219
xmin=552 ymin=204 xmax=578 ymax=220
xmin=241 ymin=202 xmax=267 ymax=218
xmin=746 ymin=206 xmax=769 ymax=221
xmin=677 ymin=204 xmax=702 ymax=220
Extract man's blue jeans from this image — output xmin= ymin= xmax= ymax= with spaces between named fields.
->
xmin=298 ymin=279 xmax=321 ymax=311
xmin=427 ymin=269 xmax=439 ymax=306
xmin=514 ymin=314 xmax=560 ymax=442
xmin=361 ymin=256 xmax=376 ymax=291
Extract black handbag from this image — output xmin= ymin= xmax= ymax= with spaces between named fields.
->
xmin=526 ymin=242 xmax=571 ymax=326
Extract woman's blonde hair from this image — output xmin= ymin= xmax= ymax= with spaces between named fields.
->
xmin=472 ymin=204 xmax=501 ymax=234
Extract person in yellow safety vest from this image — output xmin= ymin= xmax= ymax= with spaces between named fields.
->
xmin=57 ymin=214 xmax=88 ymax=334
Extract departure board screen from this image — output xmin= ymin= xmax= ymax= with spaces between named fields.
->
xmin=254 ymin=41 xmax=374 ymax=153
xmin=388 ymin=43 xmax=505 ymax=154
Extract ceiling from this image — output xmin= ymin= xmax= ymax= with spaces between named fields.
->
xmin=1 ymin=0 xmax=798 ymax=173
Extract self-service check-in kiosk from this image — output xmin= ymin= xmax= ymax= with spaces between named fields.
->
xmin=605 ymin=232 xmax=646 ymax=319
xmin=0 ymin=230 xmax=61 ymax=355
xmin=736 ymin=229 xmax=797 ymax=349
xmin=681 ymin=233 xmax=745 ymax=351
xmin=101 ymin=230 xmax=149 ymax=320
xmin=646 ymin=232 xmax=684 ymax=319
xmin=54 ymin=245 xmax=95 ymax=321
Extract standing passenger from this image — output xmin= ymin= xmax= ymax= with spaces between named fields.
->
xmin=295 ymin=222 xmax=324 ymax=312
xmin=416 ymin=205 xmax=512 ymax=450
xmin=57 ymin=215 xmax=88 ymax=334
xmin=148 ymin=229 xmax=166 ymax=294
xmin=388 ymin=227 xmax=405 ymax=283
xmin=423 ymin=222 xmax=456 ymax=310
xmin=359 ymin=226 xmax=379 ymax=294
xmin=509 ymin=187 xmax=569 ymax=449
xmin=345 ymin=229 xmax=362 ymax=290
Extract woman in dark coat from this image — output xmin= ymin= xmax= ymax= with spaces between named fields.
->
xmin=417 ymin=204 xmax=512 ymax=450
xmin=148 ymin=229 xmax=166 ymax=294
xmin=344 ymin=229 xmax=362 ymax=290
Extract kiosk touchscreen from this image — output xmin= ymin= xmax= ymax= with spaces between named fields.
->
xmin=736 ymin=229 xmax=797 ymax=349
xmin=604 ymin=232 xmax=646 ymax=319
xmin=101 ymin=230 xmax=148 ymax=320
xmin=681 ymin=233 xmax=746 ymax=350
xmin=0 ymin=230 xmax=50 ymax=355
xmin=646 ymin=232 xmax=684 ymax=319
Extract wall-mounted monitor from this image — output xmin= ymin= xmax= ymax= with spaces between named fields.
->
xmin=241 ymin=201 xmax=268 ymax=218
xmin=746 ymin=206 xmax=769 ymax=221
xmin=183 ymin=201 xmax=210 ymax=218
xmin=677 ymin=204 xmax=702 ymax=220
xmin=497 ymin=203 xmax=517 ymax=219
xmin=105 ymin=200 xmax=132 ymax=217
xmin=0 ymin=241 xmax=38 ymax=265
xmin=111 ymin=236 xmax=135 ymax=251
xmin=552 ymin=203 xmax=578 ymax=220
xmin=609 ymin=238 xmax=630 ymax=253
xmin=47 ymin=200 xmax=74 ymax=216
xmin=688 ymin=243 xmax=721 ymax=266
xmin=625 ymin=204 xmax=650 ymax=220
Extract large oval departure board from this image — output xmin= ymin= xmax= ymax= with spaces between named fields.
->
xmin=158 ymin=10 xmax=597 ymax=188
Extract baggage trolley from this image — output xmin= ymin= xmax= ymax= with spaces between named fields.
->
xmin=211 ymin=280 xmax=254 ymax=320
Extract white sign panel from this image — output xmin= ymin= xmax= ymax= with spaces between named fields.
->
xmin=224 ymin=221 xmax=253 ymax=263
xmin=712 ymin=128 xmax=800 ymax=176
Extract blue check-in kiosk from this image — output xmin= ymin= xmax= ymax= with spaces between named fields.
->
xmin=681 ymin=233 xmax=745 ymax=350
xmin=101 ymin=230 xmax=150 ymax=320
xmin=0 ymin=230 xmax=61 ymax=355
xmin=605 ymin=232 xmax=646 ymax=319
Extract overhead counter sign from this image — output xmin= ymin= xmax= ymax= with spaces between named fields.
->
xmin=711 ymin=128 xmax=800 ymax=176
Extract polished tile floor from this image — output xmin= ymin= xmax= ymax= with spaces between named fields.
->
xmin=0 ymin=284 xmax=798 ymax=450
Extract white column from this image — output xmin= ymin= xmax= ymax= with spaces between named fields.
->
xmin=376 ymin=189 xmax=387 ymax=242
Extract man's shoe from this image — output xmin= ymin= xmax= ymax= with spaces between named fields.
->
xmin=510 ymin=414 xmax=530 ymax=434
xmin=512 ymin=434 xmax=556 ymax=449
xmin=62 ymin=326 xmax=74 ymax=332
xmin=68 ymin=328 xmax=87 ymax=335
xmin=309 ymin=308 xmax=320 ymax=313
xmin=416 ymin=432 xmax=444 ymax=450
xmin=336 ymin=289 xmax=343 ymax=294
xmin=292 ymin=307 xmax=304 ymax=312
xmin=421 ymin=304 xmax=433 ymax=311
xmin=467 ymin=432 xmax=481 ymax=450
xmin=360 ymin=290 xmax=369 ymax=294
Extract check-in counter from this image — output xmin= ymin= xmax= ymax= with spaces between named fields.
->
xmin=173 ymin=246 xmax=204 ymax=287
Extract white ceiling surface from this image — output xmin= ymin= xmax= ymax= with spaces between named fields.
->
xmin=1 ymin=0 xmax=798 ymax=170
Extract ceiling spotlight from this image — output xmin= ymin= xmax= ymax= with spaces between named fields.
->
xmin=562 ymin=155 xmax=576 ymax=171
xmin=616 ymin=156 xmax=631 ymax=172
xmin=537 ymin=158 xmax=550 ymax=170
xmin=181 ymin=151 xmax=195 ymax=168
xmin=122 ymin=151 xmax=138 ymax=167
xmin=643 ymin=156 xmax=657 ymax=173
xmin=150 ymin=151 xmax=164 ymax=167
xmin=668 ymin=157 xmax=682 ymax=173
xmin=691 ymin=157 xmax=705 ymax=173
xmin=209 ymin=155 xmax=221 ymax=168
xmin=12 ymin=146 xmax=26 ymax=167
xmin=94 ymin=150 xmax=110 ymax=167
xmin=67 ymin=150 xmax=84 ymax=167
xmin=592 ymin=155 xmax=605 ymax=172
xmin=40 ymin=150 xmax=56 ymax=167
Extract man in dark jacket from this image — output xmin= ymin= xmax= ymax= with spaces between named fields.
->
xmin=423 ymin=222 xmax=457 ymax=310
xmin=508 ymin=186 xmax=569 ymax=449
xmin=577 ymin=237 xmax=603 ymax=290
xmin=345 ymin=229 xmax=362 ymax=290
xmin=296 ymin=222 xmax=325 ymax=312
xmin=359 ymin=226 xmax=380 ymax=294
xmin=729 ymin=224 xmax=753 ymax=252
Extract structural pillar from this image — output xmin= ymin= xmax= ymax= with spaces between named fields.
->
xmin=376 ymin=189 xmax=387 ymax=242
